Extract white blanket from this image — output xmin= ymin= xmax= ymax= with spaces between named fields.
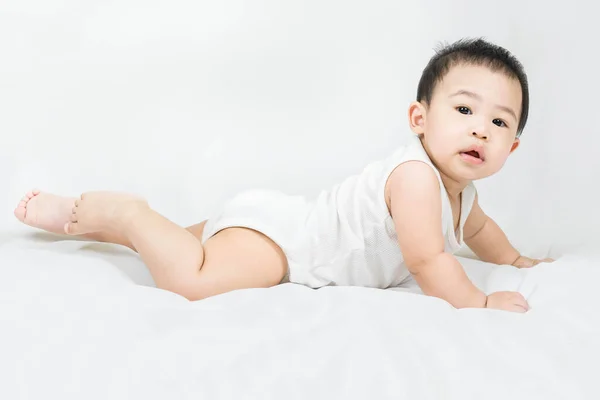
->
xmin=1 ymin=232 xmax=598 ymax=400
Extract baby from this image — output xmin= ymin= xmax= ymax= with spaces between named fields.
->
xmin=14 ymin=38 xmax=553 ymax=313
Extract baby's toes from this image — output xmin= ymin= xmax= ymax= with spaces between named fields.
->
xmin=64 ymin=222 xmax=75 ymax=235
xmin=14 ymin=201 xmax=27 ymax=221
xmin=64 ymin=215 xmax=82 ymax=235
xmin=65 ymin=205 xmax=90 ymax=235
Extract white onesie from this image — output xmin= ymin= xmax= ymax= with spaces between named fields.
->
xmin=202 ymin=134 xmax=477 ymax=289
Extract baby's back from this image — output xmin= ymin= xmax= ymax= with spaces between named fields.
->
xmin=295 ymin=139 xmax=423 ymax=289
xmin=200 ymin=135 xmax=472 ymax=291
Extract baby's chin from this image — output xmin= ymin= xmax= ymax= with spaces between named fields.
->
xmin=443 ymin=161 xmax=495 ymax=182
xmin=457 ymin=166 xmax=497 ymax=182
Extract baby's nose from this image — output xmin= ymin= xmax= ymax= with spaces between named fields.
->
xmin=471 ymin=131 xmax=488 ymax=140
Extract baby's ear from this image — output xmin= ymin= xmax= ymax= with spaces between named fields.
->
xmin=510 ymin=138 xmax=520 ymax=153
xmin=408 ymin=101 xmax=426 ymax=135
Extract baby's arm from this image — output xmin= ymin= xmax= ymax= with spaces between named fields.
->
xmin=463 ymin=196 xmax=554 ymax=267
xmin=462 ymin=196 xmax=520 ymax=265
xmin=387 ymin=161 xmax=487 ymax=309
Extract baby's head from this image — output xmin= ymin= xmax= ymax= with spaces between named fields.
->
xmin=409 ymin=38 xmax=528 ymax=182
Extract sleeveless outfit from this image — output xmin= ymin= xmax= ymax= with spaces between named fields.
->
xmin=201 ymin=135 xmax=477 ymax=289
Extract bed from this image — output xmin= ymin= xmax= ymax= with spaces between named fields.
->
xmin=1 ymin=230 xmax=598 ymax=399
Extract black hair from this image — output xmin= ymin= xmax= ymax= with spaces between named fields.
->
xmin=416 ymin=37 xmax=529 ymax=137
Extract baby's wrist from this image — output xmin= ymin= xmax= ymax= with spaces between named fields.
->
xmin=508 ymin=252 xmax=522 ymax=266
xmin=465 ymin=290 xmax=488 ymax=309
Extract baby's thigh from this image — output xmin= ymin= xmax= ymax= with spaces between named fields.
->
xmin=195 ymin=226 xmax=288 ymax=299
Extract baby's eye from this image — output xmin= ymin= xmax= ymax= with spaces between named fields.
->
xmin=456 ymin=106 xmax=472 ymax=115
xmin=493 ymin=118 xmax=507 ymax=128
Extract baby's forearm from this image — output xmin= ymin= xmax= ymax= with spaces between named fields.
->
xmin=411 ymin=253 xmax=487 ymax=309
xmin=466 ymin=217 xmax=520 ymax=265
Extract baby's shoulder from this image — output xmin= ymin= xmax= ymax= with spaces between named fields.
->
xmin=378 ymin=136 xmax=440 ymax=183
xmin=384 ymin=159 xmax=442 ymax=214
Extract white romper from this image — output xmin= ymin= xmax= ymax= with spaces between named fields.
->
xmin=201 ymin=135 xmax=477 ymax=289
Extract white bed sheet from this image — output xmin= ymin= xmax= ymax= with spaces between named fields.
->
xmin=1 ymin=231 xmax=599 ymax=400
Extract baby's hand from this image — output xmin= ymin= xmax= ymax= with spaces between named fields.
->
xmin=486 ymin=291 xmax=529 ymax=313
xmin=511 ymin=255 xmax=555 ymax=269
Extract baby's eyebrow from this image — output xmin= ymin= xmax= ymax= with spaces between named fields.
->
xmin=449 ymin=89 xmax=518 ymax=122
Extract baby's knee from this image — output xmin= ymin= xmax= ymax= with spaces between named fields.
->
xmin=159 ymin=272 xmax=210 ymax=301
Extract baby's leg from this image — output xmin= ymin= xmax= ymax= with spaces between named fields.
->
xmin=85 ymin=221 xmax=208 ymax=252
xmin=14 ymin=190 xmax=203 ymax=250
xmin=15 ymin=190 xmax=287 ymax=300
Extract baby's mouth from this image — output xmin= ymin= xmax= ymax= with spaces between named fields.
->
xmin=463 ymin=150 xmax=481 ymax=159
xmin=459 ymin=147 xmax=485 ymax=164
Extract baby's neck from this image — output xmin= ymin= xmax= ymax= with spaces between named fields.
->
xmin=440 ymin=172 xmax=470 ymax=199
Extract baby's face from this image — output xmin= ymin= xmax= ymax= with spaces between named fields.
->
xmin=420 ymin=64 xmax=522 ymax=182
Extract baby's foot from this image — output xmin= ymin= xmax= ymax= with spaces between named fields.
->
xmin=14 ymin=189 xmax=77 ymax=235
xmin=66 ymin=191 xmax=148 ymax=235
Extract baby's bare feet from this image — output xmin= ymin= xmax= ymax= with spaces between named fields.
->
xmin=14 ymin=189 xmax=77 ymax=235
xmin=65 ymin=191 xmax=149 ymax=235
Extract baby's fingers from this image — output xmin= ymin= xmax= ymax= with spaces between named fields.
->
xmin=511 ymin=294 xmax=530 ymax=312
xmin=507 ymin=304 xmax=528 ymax=313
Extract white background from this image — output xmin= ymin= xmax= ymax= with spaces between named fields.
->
xmin=1 ymin=1 xmax=597 ymax=257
